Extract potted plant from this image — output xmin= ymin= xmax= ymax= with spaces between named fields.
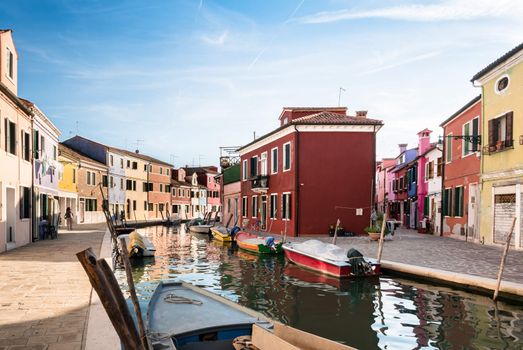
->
xmin=364 ymin=224 xmax=382 ymax=240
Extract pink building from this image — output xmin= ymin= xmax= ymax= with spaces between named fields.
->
xmin=375 ymin=158 xmax=396 ymax=215
xmin=416 ymin=129 xmax=433 ymax=228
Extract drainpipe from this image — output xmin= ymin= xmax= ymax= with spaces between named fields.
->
xmin=294 ymin=125 xmax=300 ymax=237
xmin=30 ymin=112 xmax=35 ymax=241
xmin=372 ymin=125 xmax=377 ymax=221
xmin=440 ymin=129 xmax=446 ymax=236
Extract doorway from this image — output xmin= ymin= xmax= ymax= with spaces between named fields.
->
xmin=260 ymin=195 xmax=267 ymax=230
xmin=6 ymin=187 xmax=15 ymax=245
xmin=79 ymin=199 xmax=85 ymax=223
xmin=468 ymin=183 xmax=478 ymax=240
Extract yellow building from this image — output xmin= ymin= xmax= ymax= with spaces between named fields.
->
xmin=472 ymin=43 xmax=523 ymax=249
xmin=58 ymin=144 xmax=79 ymax=224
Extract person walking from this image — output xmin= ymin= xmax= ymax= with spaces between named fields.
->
xmin=64 ymin=207 xmax=73 ymax=231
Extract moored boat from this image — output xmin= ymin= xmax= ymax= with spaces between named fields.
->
xmin=235 ymin=231 xmax=283 ymax=254
xmin=120 ymin=231 xmax=156 ymax=258
xmin=283 ymin=240 xmax=380 ymax=278
xmin=210 ymin=226 xmax=232 ymax=241
xmin=189 ymin=224 xmax=212 ymax=234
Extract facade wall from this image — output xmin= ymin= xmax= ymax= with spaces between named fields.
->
xmin=206 ymin=172 xmax=221 ymax=212
xmin=107 ymin=150 xmax=126 ymax=211
xmin=148 ymin=163 xmax=171 ymax=219
xmin=299 ymin=131 xmax=375 ymax=235
xmin=171 ymin=185 xmax=191 ymax=219
xmin=57 ymin=153 xmax=78 ymax=225
xmin=76 ymin=163 xmax=107 ymax=224
xmin=223 ymin=181 xmax=241 ymax=226
xmin=424 ymin=147 xmax=442 ymax=234
xmin=240 ymin=132 xmax=297 ymax=235
xmin=122 ymin=153 xmax=147 ymax=222
xmin=0 ymin=31 xmax=18 ymax=95
xmin=442 ymin=100 xmax=481 ymax=239
xmin=0 ymin=96 xmax=32 ymax=252
xmin=479 ymin=54 xmax=523 ymax=248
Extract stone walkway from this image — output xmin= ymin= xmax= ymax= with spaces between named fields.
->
xmin=0 ymin=224 xmax=105 ymax=350
xmin=296 ymin=228 xmax=523 ymax=284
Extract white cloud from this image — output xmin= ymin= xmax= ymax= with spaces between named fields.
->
xmin=299 ymin=0 xmax=523 ymax=24
xmin=201 ymin=30 xmax=229 ymax=46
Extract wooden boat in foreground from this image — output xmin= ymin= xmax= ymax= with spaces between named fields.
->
xmin=283 ymin=240 xmax=380 ymax=278
xmin=147 ymin=281 xmax=355 ymax=350
xmin=235 ymin=231 xmax=283 ymax=254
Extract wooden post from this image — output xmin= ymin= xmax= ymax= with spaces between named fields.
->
xmin=119 ymin=237 xmax=150 ymax=349
xmin=76 ymin=248 xmax=142 ymax=350
xmin=332 ymin=219 xmax=340 ymax=245
xmin=493 ymin=217 xmax=517 ymax=301
xmin=376 ymin=213 xmax=388 ymax=263
xmin=225 ymin=213 xmax=233 ymax=228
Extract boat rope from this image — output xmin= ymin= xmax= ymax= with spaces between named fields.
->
xmin=163 ymin=293 xmax=203 ymax=305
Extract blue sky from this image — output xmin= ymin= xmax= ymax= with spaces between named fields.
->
xmin=2 ymin=0 xmax=522 ymax=166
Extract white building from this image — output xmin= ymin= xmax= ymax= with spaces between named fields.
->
xmin=423 ymin=146 xmax=443 ymax=234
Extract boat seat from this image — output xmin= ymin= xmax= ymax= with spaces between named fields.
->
xmin=179 ymin=339 xmax=235 ymax=350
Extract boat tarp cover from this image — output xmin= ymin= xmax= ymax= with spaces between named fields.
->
xmin=148 ymin=282 xmax=259 ymax=339
xmin=293 ymin=240 xmax=348 ymax=262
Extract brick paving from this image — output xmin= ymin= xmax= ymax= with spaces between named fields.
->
xmin=0 ymin=224 xmax=105 ymax=350
xmin=293 ymin=228 xmax=523 ymax=284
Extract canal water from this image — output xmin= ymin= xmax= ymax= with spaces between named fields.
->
xmin=117 ymin=225 xmax=523 ymax=350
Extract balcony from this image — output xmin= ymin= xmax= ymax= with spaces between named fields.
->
xmin=250 ymin=175 xmax=269 ymax=192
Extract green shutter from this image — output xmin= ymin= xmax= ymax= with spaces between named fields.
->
xmin=424 ymin=197 xmax=429 ymax=216
xmin=464 ymin=123 xmax=470 ymax=155
xmin=472 ymin=118 xmax=479 ymax=151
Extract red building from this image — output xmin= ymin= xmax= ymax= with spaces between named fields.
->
xmin=171 ymin=168 xmax=192 ymax=219
xmin=440 ymin=95 xmax=481 ymax=239
xmin=238 ymin=107 xmax=383 ymax=237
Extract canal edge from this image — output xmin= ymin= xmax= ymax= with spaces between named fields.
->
xmin=381 ymin=260 xmax=523 ymax=304
xmin=84 ymin=229 xmax=120 ymax=350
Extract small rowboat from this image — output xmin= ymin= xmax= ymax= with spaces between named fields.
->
xmin=189 ymin=224 xmax=212 ymax=234
xmin=235 ymin=232 xmax=283 ymax=254
xmin=120 ymin=231 xmax=156 ymax=258
xmin=283 ymin=240 xmax=380 ymax=278
xmin=210 ymin=226 xmax=232 ymax=242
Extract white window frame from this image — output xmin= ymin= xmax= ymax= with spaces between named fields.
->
xmin=260 ymin=151 xmax=268 ymax=176
xmin=282 ymin=192 xmax=291 ymax=220
xmin=251 ymin=195 xmax=258 ymax=218
xmin=445 ymin=133 xmax=452 ymax=164
xmin=270 ymin=193 xmax=278 ymax=219
xmin=242 ymin=196 xmax=248 ymax=218
xmin=283 ymin=142 xmax=291 ymax=172
xmin=242 ymin=159 xmax=247 ymax=181
xmin=271 ymin=147 xmax=278 ymax=174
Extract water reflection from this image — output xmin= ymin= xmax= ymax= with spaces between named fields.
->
xmin=116 ymin=225 xmax=523 ymax=350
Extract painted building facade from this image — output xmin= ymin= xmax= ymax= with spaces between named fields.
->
xmin=221 ymin=164 xmax=241 ymax=226
xmin=472 ymin=43 xmax=523 ymax=249
xmin=57 ymin=143 xmax=79 ymax=225
xmin=422 ymin=145 xmax=443 ymax=234
xmin=21 ymin=99 xmax=61 ymax=239
xmin=171 ymin=168 xmax=191 ymax=220
xmin=388 ymin=145 xmax=418 ymax=227
xmin=375 ymin=158 xmax=396 ymax=215
xmin=238 ymin=107 xmax=382 ymax=237
xmin=0 ymin=29 xmax=32 ymax=252
xmin=146 ymin=160 xmax=172 ymax=220
xmin=440 ymin=95 xmax=481 ymax=239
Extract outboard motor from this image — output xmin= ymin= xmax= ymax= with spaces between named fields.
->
xmin=347 ymin=248 xmax=372 ymax=276
xmin=229 ymin=226 xmax=241 ymax=239
xmin=265 ymin=236 xmax=276 ymax=250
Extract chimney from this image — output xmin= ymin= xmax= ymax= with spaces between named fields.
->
xmin=398 ymin=143 xmax=408 ymax=154
xmin=417 ymin=129 xmax=432 ymax=154
xmin=355 ymin=110 xmax=368 ymax=118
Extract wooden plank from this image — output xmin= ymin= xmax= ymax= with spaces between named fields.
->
xmin=251 ymin=324 xmax=300 ymax=350
xmin=273 ymin=322 xmax=356 ymax=350
xmin=76 ymin=248 xmax=142 ymax=350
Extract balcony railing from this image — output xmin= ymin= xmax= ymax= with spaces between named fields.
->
xmin=251 ymin=175 xmax=269 ymax=190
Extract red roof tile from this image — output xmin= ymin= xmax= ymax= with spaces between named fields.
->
xmin=293 ymin=111 xmax=383 ymax=125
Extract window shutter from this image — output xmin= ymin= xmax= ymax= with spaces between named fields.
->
xmin=463 ymin=123 xmax=470 ymax=154
xmin=472 ymin=118 xmax=479 ymax=151
xmin=505 ymin=112 xmax=513 ymax=147
xmin=488 ymin=119 xmax=495 ymax=150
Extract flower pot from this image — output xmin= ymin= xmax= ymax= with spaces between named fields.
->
xmin=368 ymin=232 xmax=381 ymax=241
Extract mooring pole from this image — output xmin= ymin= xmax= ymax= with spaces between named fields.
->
xmin=376 ymin=213 xmax=388 ymax=263
xmin=332 ymin=219 xmax=340 ymax=245
xmin=493 ymin=217 xmax=516 ymax=301
xmin=119 ymin=238 xmax=150 ymax=349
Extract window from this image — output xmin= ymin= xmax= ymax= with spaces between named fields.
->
xmin=72 ymin=169 xmax=76 ymax=183
xmin=120 ymin=159 xmax=124 ymax=168
xmin=242 ymin=160 xmax=247 ymax=181
xmin=22 ymin=131 xmax=30 ymax=161
xmin=463 ymin=117 xmax=480 ymax=155
xmin=144 ymin=164 xmax=147 ymax=172
xmin=33 ymin=130 xmax=39 ymax=159
xmin=102 ymin=175 xmax=108 ymax=187
xmin=144 ymin=201 xmax=147 ymax=211
xmin=453 ymin=186 xmax=464 ymax=217
xmin=495 ymin=74 xmax=510 ymax=94
xmin=4 ymin=119 xmax=16 ymax=155
xmin=250 ymin=156 xmax=258 ymax=178
xmin=443 ymin=188 xmax=452 ymax=217
xmin=126 ymin=160 xmax=130 ymax=168
xmin=160 ymin=184 xmax=163 ymax=192
xmin=6 ymin=48 xmax=13 ymax=79
xmin=20 ymin=187 xmax=30 ymax=219
xmin=86 ymin=171 xmax=96 ymax=185
xmin=260 ymin=152 xmax=267 ymax=176
xmin=282 ymin=193 xmax=292 ymax=219
xmin=110 ymin=155 xmax=114 ymax=166
xmin=133 ymin=200 xmax=137 ymax=211
xmin=271 ymin=147 xmax=278 ymax=174
xmin=283 ymin=142 xmax=291 ymax=171
xmin=242 ymin=196 xmax=248 ymax=218
xmin=126 ymin=180 xmax=133 ymax=190
xmin=425 ymin=161 xmax=434 ymax=180
xmin=159 ymin=203 xmax=164 ymax=211
xmin=85 ymin=199 xmax=98 ymax=212
xmin=166 ymin=169 xmax=170 ymax=176
xmin=270 ymin=194 xmax=277 ymax=219
xmin=251 ymin=196 xmax=258 ymax=218
xmin=399 ymin=177 xmax=404 ymax=191
xmin=132 ymin=161 xmax=137 ymax=170
xmin=436 ymin=157 xmax=442 ymax=177
xmin=160 ymin=167 xmax=163 ymax=175
xmin=110 ymin=176 xmax=114 ymax=187
xmin=120 ymin=178 xmax=124 ymax=190
xmin=424 ymin=196 xmax=429 ymax=217
xmin=445 ymin=133 xmax=452 ymax=163
xmin=53 ymin=145 xmax=57 ymax=160
xmin=488 ymin=112 xmax=513 ymax=152
xmin=165 ymin=185 xmax=171 ymax=193
xmin=148 ymin=203 xmax=153 ymax=211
